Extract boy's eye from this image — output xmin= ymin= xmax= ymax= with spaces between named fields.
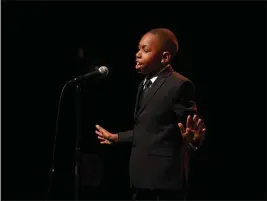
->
xmin=137 ymin=45 xmax=149 ymax=53
xmin=143 ymin=48 xmax=149 ymax=53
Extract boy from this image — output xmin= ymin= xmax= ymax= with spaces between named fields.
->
xmin=95 ymin=28 xmax=206 ymax=200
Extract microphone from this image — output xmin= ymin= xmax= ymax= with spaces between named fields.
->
xmin=71 ymin=66 xmax=109 ymax=83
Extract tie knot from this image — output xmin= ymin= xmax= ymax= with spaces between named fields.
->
xmin=144 ymin=79 xmax=152 ymax=89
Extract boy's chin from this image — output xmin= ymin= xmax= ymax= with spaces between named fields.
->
xmin=136 ymin=66 xmax=150 ymax=75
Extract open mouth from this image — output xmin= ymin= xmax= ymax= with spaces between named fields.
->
xmin=135 ymin=62 xmax=143 ymax=69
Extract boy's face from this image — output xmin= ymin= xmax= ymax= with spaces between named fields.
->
xmin=135 ymin=33 xmax=163 ymax=74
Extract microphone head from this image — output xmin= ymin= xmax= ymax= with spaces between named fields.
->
xmin=98 ymin=66 xmax=109 ymax=76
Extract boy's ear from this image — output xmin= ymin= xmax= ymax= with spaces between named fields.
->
xmin=161 ymin=51 xmax=171 ymax=64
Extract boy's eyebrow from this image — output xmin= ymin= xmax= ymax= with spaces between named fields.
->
xmin=138 ymin=44 xmax=148 ymax=48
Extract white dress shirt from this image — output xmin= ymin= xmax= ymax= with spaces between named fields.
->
xmin=143 ymin=76 xmax=158 ymax=89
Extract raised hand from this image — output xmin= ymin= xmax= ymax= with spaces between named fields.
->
xmin=178 ymin=114 xmax=206 ymax=146
xmin=95 ymin=125 xmax=118 ymax=144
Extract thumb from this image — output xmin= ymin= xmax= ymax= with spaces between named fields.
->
xmin=178 ymin=123 xmax=186 ymax=134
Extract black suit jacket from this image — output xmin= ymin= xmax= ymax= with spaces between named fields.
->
xmin=118 ymin=68 xmax=198 ymax=191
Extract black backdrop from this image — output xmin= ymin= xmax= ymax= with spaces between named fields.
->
xmin=2 ymin=2 xmax=266 ymax=201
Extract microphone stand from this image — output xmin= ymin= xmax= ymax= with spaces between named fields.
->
xmin=74 ymin=83 xmax=81 ymax=201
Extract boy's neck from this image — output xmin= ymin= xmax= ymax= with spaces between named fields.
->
xmin=147 ymin=64 xmax=171 ymax=79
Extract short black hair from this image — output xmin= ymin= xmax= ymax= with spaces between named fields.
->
xmin=148 ymin=28 xmax=179 ymax=58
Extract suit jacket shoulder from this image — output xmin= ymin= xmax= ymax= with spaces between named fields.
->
xmin=169 ymin=71 xmax=193 ymax=87
xmin=163 ymin=71 xmax=195 ymax=100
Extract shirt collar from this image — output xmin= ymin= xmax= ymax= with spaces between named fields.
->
xmin=143 ymin=76 xmax=158 ymax=85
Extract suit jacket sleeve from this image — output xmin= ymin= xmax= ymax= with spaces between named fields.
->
xmin=172 ymin=80 xmax=200 ymax=123
xmin=117 ymin=130 xmax=133 ymax=143
xmin=173 ymin=80 xmax=201 ymax=183
xmin=173 ymin=80 xmax=204 ymax=153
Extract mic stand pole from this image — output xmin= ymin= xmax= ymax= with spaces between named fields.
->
xmin=74 ymin=83 xmax=81 ymax=201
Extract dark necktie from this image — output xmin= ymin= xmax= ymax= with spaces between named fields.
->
xmin=143 ymin=79 xmax=152 ymax=96
xmin=139 ymin=79 xmax=152 ymax=106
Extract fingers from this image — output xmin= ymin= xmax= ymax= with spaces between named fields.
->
xmin=186 ymin=115 xmax=192 ymax=129
xmin=186 ymin=115 xmax=207 ymax=142
xmin=194 ymin=127 xmax=206 ymax=142
xmin=196 ymin=118 xmax=204 ymax=133
xmin=193 ymin=114 xmax=205 ymax=131
xmin=96 ymin=125 xmax=107 ymax=133
xmin=101 ymin=140 xmax=110 ymax=144
xmin=197 ymin=120 xmax=206 ymax=137
xmin=97 ymin=136 xmax=106 ymax=141
xmin=187 ymin=115 xmax=205 ymax=133
xmin=187 ymin=114 xmax=198 ymax=130
xmin=192 ymin=115 xmax=198 ymax=129
xmin=97 ymin=132 xmax=112 ymax=144
xmin=196 ymin=118 xmax=202 ymax=127
xmin=95 ymin=130 xmax=103 ymax=137
xmin=95 ymin=124 xmax=112 ymax=145
xmin=95 ymin=124 xmax=110 ymax=138
xmin=100 ymin=140 xmax=111 ymax=145
xmin=97 ymin=136 xmax=112 ymax=144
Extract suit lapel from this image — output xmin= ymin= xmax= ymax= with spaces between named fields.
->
xmin=135 ymin=70 xmax=172 ymax=119
xmin=134 ymin=81 xmax=144 ymax=118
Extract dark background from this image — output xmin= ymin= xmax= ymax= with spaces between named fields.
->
xmin=2 ymin=1 xmax=266 ymax=200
